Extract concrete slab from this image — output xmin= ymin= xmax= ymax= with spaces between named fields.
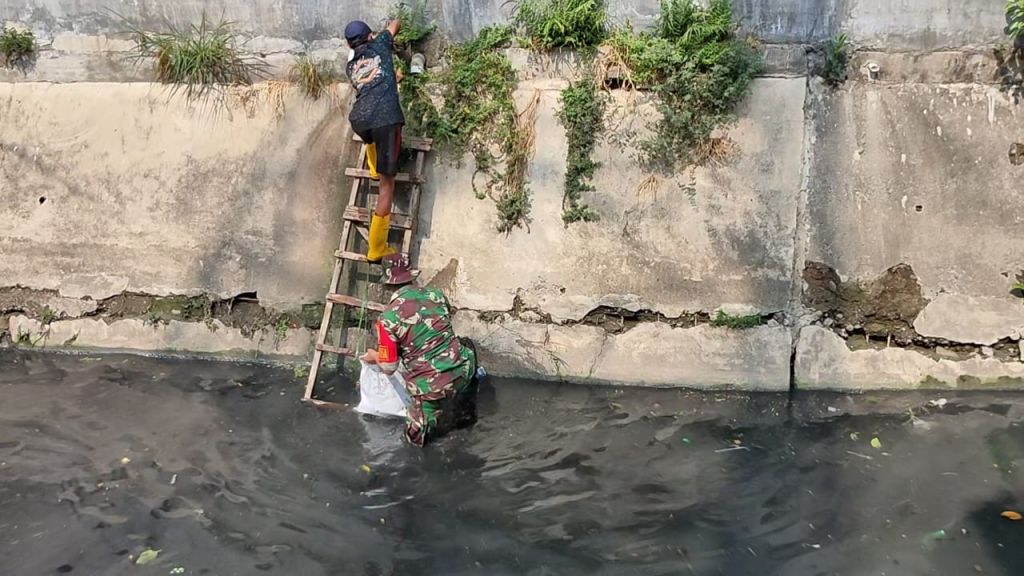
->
xmin=8 ymin=315 xmax=314 ymax=358
xmin=913 ymin=294 xmax=1024 ymax=346
xmin=454 ymin=313 xmax=791 ymax=390
xmin=418 ymin=78 xmax=807 ymax=322
xmin=0 ymin=82 xmax=349 ymax=309
xmin=795 ymin=326 xmax=1024 ymax=390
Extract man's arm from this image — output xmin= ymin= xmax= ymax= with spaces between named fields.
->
xmin=387 ymin=18 xmax=401 ymax=39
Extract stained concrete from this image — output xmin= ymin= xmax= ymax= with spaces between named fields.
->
xmin=417 ymin=77 xmax=806 ymax=324
xmin=0 ymin=82 xmax=347 ymax=310
xmin=913 ymin=294 xmax=1024 ymax=346
xmin=8 ymin=315 xmax=313 ymax=358
xmin=795 ymin=326 xmax=1024 ymax=390
xmin=804 ymin=82 xmax=1024 ymax=302
xmin=454 ymin=313 xmax=792 ymax=390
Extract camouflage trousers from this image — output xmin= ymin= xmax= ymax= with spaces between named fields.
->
xmin=404 ymin=339 xmax=478 ymax=447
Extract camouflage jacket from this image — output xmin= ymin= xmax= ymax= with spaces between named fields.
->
xmin=378 ymin=285 xmax=469 ymax=397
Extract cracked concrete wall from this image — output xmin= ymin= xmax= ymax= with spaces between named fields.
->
xmin=418 ymin=78 xmax=805 ymax=322
xmin=795 ymin=79 xmax=1024 ymax=389
xmin=413 ymin=77 xmax=804 ymax=388
xmin=0 ymin=0 xmax=1011 ymax=82
xmin=2 ymin=2 xmax=1024 ymax=387
xmin=0 ymin=82 xmax=349 ymax=311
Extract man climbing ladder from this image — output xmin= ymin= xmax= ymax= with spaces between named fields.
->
xmin=344 ymin=17 xmax=405 ymax=261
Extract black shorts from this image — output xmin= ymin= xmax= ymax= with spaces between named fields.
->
xmin=356 ymin=123 xmax=403 ymax=177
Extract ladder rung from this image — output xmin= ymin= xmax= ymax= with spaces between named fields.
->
xmin=315 ymin=343 xmax=354 ymax=356
xmin=345 ymin=168 xmax=423 ymax=183
xmin=353 ymin=134 xmax=433 ymax=152
xmin=342 ymin=207 xmax=413 ymax=229
xmin=302 ymin=397 xmax=349 ymax=411
xmin=326 ymin=293 xmax=387 ymax=312
xmin=336 ymin=250 xmax=370 ymax=262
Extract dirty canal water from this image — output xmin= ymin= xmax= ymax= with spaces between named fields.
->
xmin=2 ymin=351 xmax=1024 ymax=575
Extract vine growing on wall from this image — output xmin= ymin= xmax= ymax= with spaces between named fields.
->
xmin=997 ymin=0 xmax=1024 ymax=100
xmin=401 ymin=26 xmax=535 ymax=233
xmin=557 ymin=75 xmax=607 ymax=224
xmin=1008 ymin=0 xmax=1024 ymax=40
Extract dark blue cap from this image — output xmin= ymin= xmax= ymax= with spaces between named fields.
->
xmin=345 ymin=20 xmax=372 ymax=46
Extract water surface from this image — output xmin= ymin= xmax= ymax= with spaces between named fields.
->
xmin=2 ymin=350 xmax=1024 ymax=575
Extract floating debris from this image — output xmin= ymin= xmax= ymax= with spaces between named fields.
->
xmin=135 ymin=549 xmax=160 ymax=565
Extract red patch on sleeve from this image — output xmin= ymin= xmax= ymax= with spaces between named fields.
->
xmin=377 ymin=321 xmax=397 ymax=363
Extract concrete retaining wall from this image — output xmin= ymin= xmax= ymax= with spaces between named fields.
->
xmin=0 ymin=82 xmax=348 ymax=310
xmin=3 ymin=1 xmax=1024 ymax=389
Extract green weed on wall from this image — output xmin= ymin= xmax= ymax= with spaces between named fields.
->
xmin=606 ymin=0 xmax=761 ymax=172
xmin=557 ymin=76 xmax=607 ymax=224
xmin=513 ymin=0 xmax=608 ymax=49
xmin=401 ymin=26 xmax=533 ymax=233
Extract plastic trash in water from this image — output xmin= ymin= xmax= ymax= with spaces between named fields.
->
xmin=921 ymin=529 xmax=947 ymax=550
xmin=476 ymin=366 xmax=487 ymax=380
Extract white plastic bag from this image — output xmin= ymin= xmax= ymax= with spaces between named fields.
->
xmin=355 ymin=360 xmax=410 ymax=419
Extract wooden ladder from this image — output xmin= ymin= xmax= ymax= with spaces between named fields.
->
xmin=303 ymin=134 xmax=432 ymax=407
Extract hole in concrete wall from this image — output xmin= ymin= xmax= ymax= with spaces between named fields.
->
xmin=915 ymin=205 xmax=923 ymax=213
xmin=1010 ymin=142 xmax=1024 ymax=166
xmin=38 ymin=196 xmax=46 ymax=204
xmin=234 ymin=292 xmax=259 ymax=303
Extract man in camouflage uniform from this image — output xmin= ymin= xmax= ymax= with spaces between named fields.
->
xmin=360 ymin=254 xmax=479 ymax=446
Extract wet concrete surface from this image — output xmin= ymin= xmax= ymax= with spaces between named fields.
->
xmin=2 ymin=350 xmax=1024 ymax=575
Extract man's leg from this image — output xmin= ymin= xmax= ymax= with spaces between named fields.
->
xmin=355 ymin=127 xmax=379 ymax=180
xmin=367 ymin=124 xmax=402 ymax=262
xmin=365 ymin=143 xmax=379 ymax=180
xmin=405 ymin=394 xmax=441 ymax=447
xmin=453 ymin=338 xmax=479 ymax=429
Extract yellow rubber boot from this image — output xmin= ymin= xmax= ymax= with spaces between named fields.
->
xmin=365 ymin=143 xmax=380 ymax=181
xmin=366 ymin=213 xmax=396 ymax=262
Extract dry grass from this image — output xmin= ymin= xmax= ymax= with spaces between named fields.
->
xmin=494 ymin=89 xmax=542 ymax=233
xmin=593 ymin=42 xmax=637 ymax=94
xmin=290 ymin=55 xmax=336 ymax=101
xmin=634 ymin=174 xmax=661 ymax=205
xmin=124 ymin=13 xmax=264 ymax=103
xmin=695 ymin=136 xmax=736 ymax=164
xmin=227 ymin=80 xmax=291 ymax=119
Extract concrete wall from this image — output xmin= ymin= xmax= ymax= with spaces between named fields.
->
xmin=0 ymin=82 xmax=348 ymax=309
xmin=3 ymin=0 xmax=1024 ymax=389
xmin=794 ymin=80 xmax=1024 ymax=389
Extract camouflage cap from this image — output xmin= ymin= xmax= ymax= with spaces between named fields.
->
xmin=380 ymin=253 xmax=419 ymax=286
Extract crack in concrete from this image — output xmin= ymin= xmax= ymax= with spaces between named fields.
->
xmin=800 ymin=263 xmax=1024 ymax=364
xmin=0 ymin=286 xmax=318 ymax=344
xmin=465 ymin=293 xmax=780 ymax=335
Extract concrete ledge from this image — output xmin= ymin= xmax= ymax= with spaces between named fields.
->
xmin=454 ymin=313 xmax=792 ymax=390
xmin=8 ymin=316 xmax=314 ymax=359
xmin=795 ymin=326 xmax=1024 ymax=390
xmin=913 ymin=294 xmax=1024 ymax=346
